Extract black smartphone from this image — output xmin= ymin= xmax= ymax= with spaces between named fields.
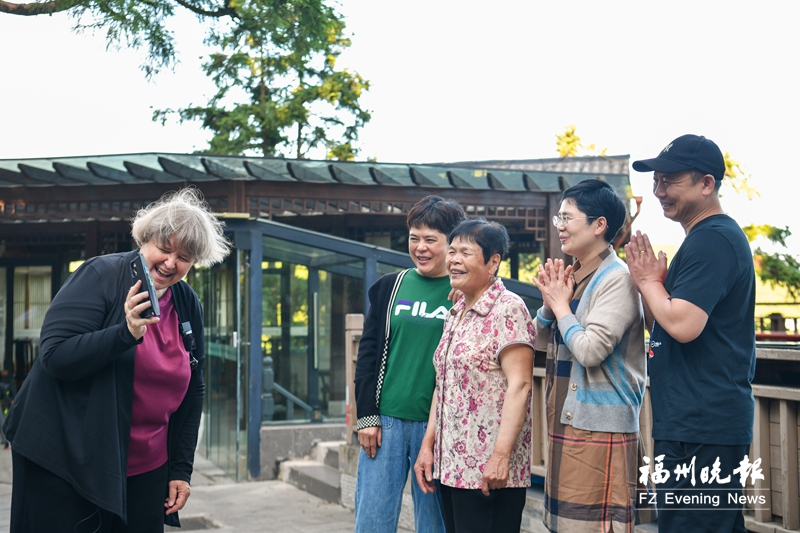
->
xmin=130 ymin=252 xmax=161 ymax=318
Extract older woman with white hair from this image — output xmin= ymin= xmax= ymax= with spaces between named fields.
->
xmin=4 ymin=188 xmax=230 ymax=533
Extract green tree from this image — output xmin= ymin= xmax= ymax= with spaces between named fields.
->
xmin=743 ymin=225 xmax=800 ymax=300
xmin=0 ymin=0 xmax=238 ymax=77
xmin=555 ymin=125 xmax=607 ymax=157
xmin=554 ymin=125 xmax=634 ymax=255
xmin=2 ymin=0 xmax=371 ymax=159
xmin=723 ymin=154 xmax=798 ymax=300
xmin=154 ymin=0 xmax=370 ymax=159
xmin=553 ymin=130 xmax=799 ymax=300
xmin=723 ymin=151 xmax=758 ymax=199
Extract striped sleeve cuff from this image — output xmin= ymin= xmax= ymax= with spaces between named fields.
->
xmin=536 ymin=308 xmax=555 ymax=328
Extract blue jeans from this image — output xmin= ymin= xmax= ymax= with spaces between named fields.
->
xmin=354 ymin=415 xmax=445 ymax=533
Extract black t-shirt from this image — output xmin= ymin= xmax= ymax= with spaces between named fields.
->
xmin=649 ymin=214 xmax=756 ymax=445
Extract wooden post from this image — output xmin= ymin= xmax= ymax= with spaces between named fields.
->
xmin=531 ymin=367 xmax=546 ymax=477
xmin=752 ymin=397 xmax=772 ymax=523
xmin=779 ymin=399 xmax=799 ymax=530
xmin=345 ymin=313 xmax=364 ymax=446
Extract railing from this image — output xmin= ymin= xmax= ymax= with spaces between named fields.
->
xmin=261 ymin=355 xmax=323 ymax=422
xmin=534 ymin=346 xmax=800 ymax=533
xmin=345 ymin=313 xmax=800 ymax=532
xmin=748 ymin=381 xmax=800 ymax=530
xmin=756 ymin=313 xmax=800 ymax=342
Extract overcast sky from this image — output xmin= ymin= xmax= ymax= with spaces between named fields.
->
xmin=1 ymin=1 xmax=798 ymax=251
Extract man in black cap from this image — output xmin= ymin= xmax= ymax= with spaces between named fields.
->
xmin=625 ymin=134 xmax=756 ymax=533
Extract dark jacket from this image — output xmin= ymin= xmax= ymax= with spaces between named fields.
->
xmin=3 ymin=250 xmax=204 ymax=526
xmin=353 ymin=270 xmax=408 ymax=430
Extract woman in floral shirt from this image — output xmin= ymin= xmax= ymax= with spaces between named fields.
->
xmin=414 ymin=218 xmax=535 ymax=533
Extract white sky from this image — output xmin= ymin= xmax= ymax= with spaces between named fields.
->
xmin=1 ymin=0 xmax=798 ymax=252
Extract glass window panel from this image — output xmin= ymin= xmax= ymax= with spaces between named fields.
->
xmin=261 ymin=236 xmax=365 ymax=278
xmin=0 ymin=267 xmax=5 ymax=373
xmin=13 ymin=266 xmax=51 ymax=337
xmin=518 ymin=253 xmax=543 ymax=282
xmin=12 ymin=266 xmax=52 ymax=380
xmin=377 ymin=262 xmax=407 ymax=277
xmin=187 ymin=253 xmax=245 ymax=480
xmin=261 ymin=235 xmax=364 ymax=423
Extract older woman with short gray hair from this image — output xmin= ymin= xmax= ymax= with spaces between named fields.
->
xmin=4 ymin=187 xmax=230 ymax=533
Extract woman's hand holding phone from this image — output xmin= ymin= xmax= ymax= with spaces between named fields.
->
xmin=125 ymin=281 xmax=160 ymax=340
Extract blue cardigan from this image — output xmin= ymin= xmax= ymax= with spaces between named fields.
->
xmin=535 ymin=253 xmax=647 ymax=433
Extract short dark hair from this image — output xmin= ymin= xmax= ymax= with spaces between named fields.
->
xmin=560 ymin=179 xmax=627 ymax=243
xmin=406 ymin=196 xmax=466 ymax=235
xmin=689 ymin=169 xmax=722 ymax=191
xmin=448 ymin=218 xmax=510 ymax=264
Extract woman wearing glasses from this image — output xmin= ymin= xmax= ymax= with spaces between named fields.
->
xmin=532 ymin=179 xmax=652 ymax=533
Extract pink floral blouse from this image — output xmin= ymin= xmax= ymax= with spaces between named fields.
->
xmin=432 ymin=279 xmax=535 ymax=489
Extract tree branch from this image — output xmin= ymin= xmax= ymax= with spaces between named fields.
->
xmin=0 ymin=0 xmax=83 ymax=16
xmin=173 ymin=0 xmax=234 ymax=18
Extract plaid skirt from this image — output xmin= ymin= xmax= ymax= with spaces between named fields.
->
xmin=544 ymin=425 xmax=656 ymax=533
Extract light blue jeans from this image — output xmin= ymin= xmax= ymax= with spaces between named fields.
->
xmin=354 ymin=415 xmax=445 ymax=533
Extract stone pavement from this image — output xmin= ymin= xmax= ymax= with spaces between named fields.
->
xmin=0 ymin=445 xmax=356 ymax=533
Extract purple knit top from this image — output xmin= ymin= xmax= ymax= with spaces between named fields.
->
xmin=127 ymin=289 xmax=192 ymax=477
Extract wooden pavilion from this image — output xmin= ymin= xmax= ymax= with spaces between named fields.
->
xmin=0 ymin=151 xmax=638 ymax=479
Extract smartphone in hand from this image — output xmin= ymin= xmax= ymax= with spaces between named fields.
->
xmin=130 ymin=252 xmax=161 ymax=318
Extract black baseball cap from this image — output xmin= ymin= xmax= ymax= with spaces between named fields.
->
xmin=632 ymin=134 xmax=725 ymax=182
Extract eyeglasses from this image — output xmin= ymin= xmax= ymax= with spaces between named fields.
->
xmin=552 ymin=215 xmax=590 ymax=228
